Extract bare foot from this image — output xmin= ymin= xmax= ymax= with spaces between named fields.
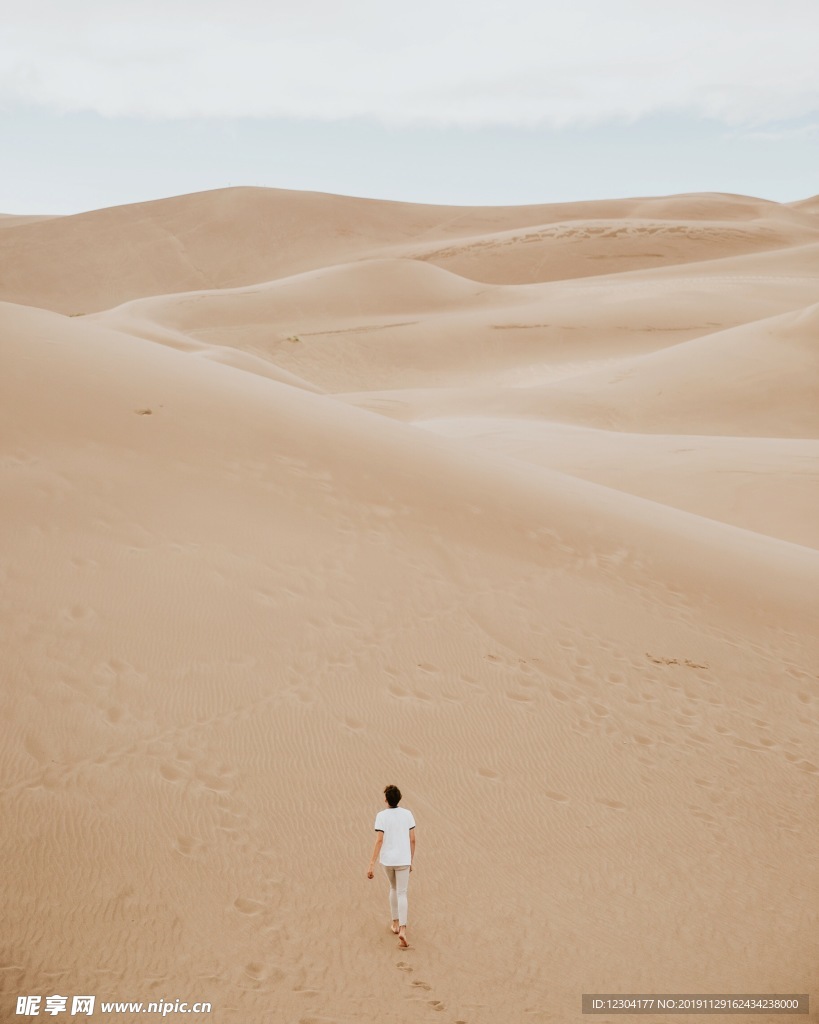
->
xmin=391 ymin=922 xmax=399 ymax=934
xmin=398 ymin=926 xmax=409 ymax=947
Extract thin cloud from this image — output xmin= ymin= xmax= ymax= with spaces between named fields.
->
xmin=2 ymin=0 xmax=818 ymax=126
xmin=731 ymin=122 xmax=819 ymax=141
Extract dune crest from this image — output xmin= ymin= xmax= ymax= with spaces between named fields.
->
xmin=3 ymin=185 xmax=819 ymax=314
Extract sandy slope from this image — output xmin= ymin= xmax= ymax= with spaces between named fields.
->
xmin=2 ymin=189 xmax=818 ymax=1024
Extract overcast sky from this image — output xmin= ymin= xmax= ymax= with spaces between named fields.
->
xmin=2 ymin=0 xmax=818 ymax=213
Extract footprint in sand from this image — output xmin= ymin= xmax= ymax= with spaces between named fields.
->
xmin=595 ymin=798 xmax=627 ymax=810
xmin=241 ymin=961 xmax=286 ymax=985
xmin=233 ymin=897 xmax=264 ymax=915
xmin=785 ymin=666 xmax=810 ymax=681
xmin=174 ymin=835 xmax=202 ymax=857
xmin=196 ymin=766 xmax=231 ymax=793
xmin=506 ymin=691 xmax=533 ymax=704
xmin=60 ymin=604 xmax=96 ymax=624
xmin=159 ymin=762 xmax=185 ymax=782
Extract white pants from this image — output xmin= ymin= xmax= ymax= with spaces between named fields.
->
xmin=382 ymin=864 xmax=410 ymax=926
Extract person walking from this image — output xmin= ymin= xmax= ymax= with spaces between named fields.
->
xmin=367 ymin=784 xmax=416 ymax=947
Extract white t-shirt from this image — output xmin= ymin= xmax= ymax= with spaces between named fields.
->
xmin=374 ymin=807 xmax=416 ymax=866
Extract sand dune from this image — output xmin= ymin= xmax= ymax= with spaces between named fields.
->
xmin=412 ymin=421 xmax=819 ymax=549
xmin=2 ymin=188 xmax=817 ymax=1024
xmin=0 ymin=187 xmax=581 ymax=314
xmin=340 ymin=300 xmax=819 ymax=438
xmin=0 ymin=213 xmax=61 ymax=229
xmin=3 ymin=186 xmax=819 ymax=315
xmin=403 ymin=211 xmax=819 ymax=285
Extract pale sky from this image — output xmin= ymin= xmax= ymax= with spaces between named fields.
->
xmin=2 ymin=0 xmax=818 ymax=213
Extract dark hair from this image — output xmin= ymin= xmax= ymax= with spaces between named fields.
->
xmin=384 ymin=784 xmax=401 ymax=808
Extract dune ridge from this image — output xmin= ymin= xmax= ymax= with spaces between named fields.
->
xmin=3 ymin=186 xmax=819 ymax=314
xmin=2 ymin=188 xmax=817 ymax=1024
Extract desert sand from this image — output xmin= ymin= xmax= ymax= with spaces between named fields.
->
xmin=2 ymin=188 xmax=817 ymax=1024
